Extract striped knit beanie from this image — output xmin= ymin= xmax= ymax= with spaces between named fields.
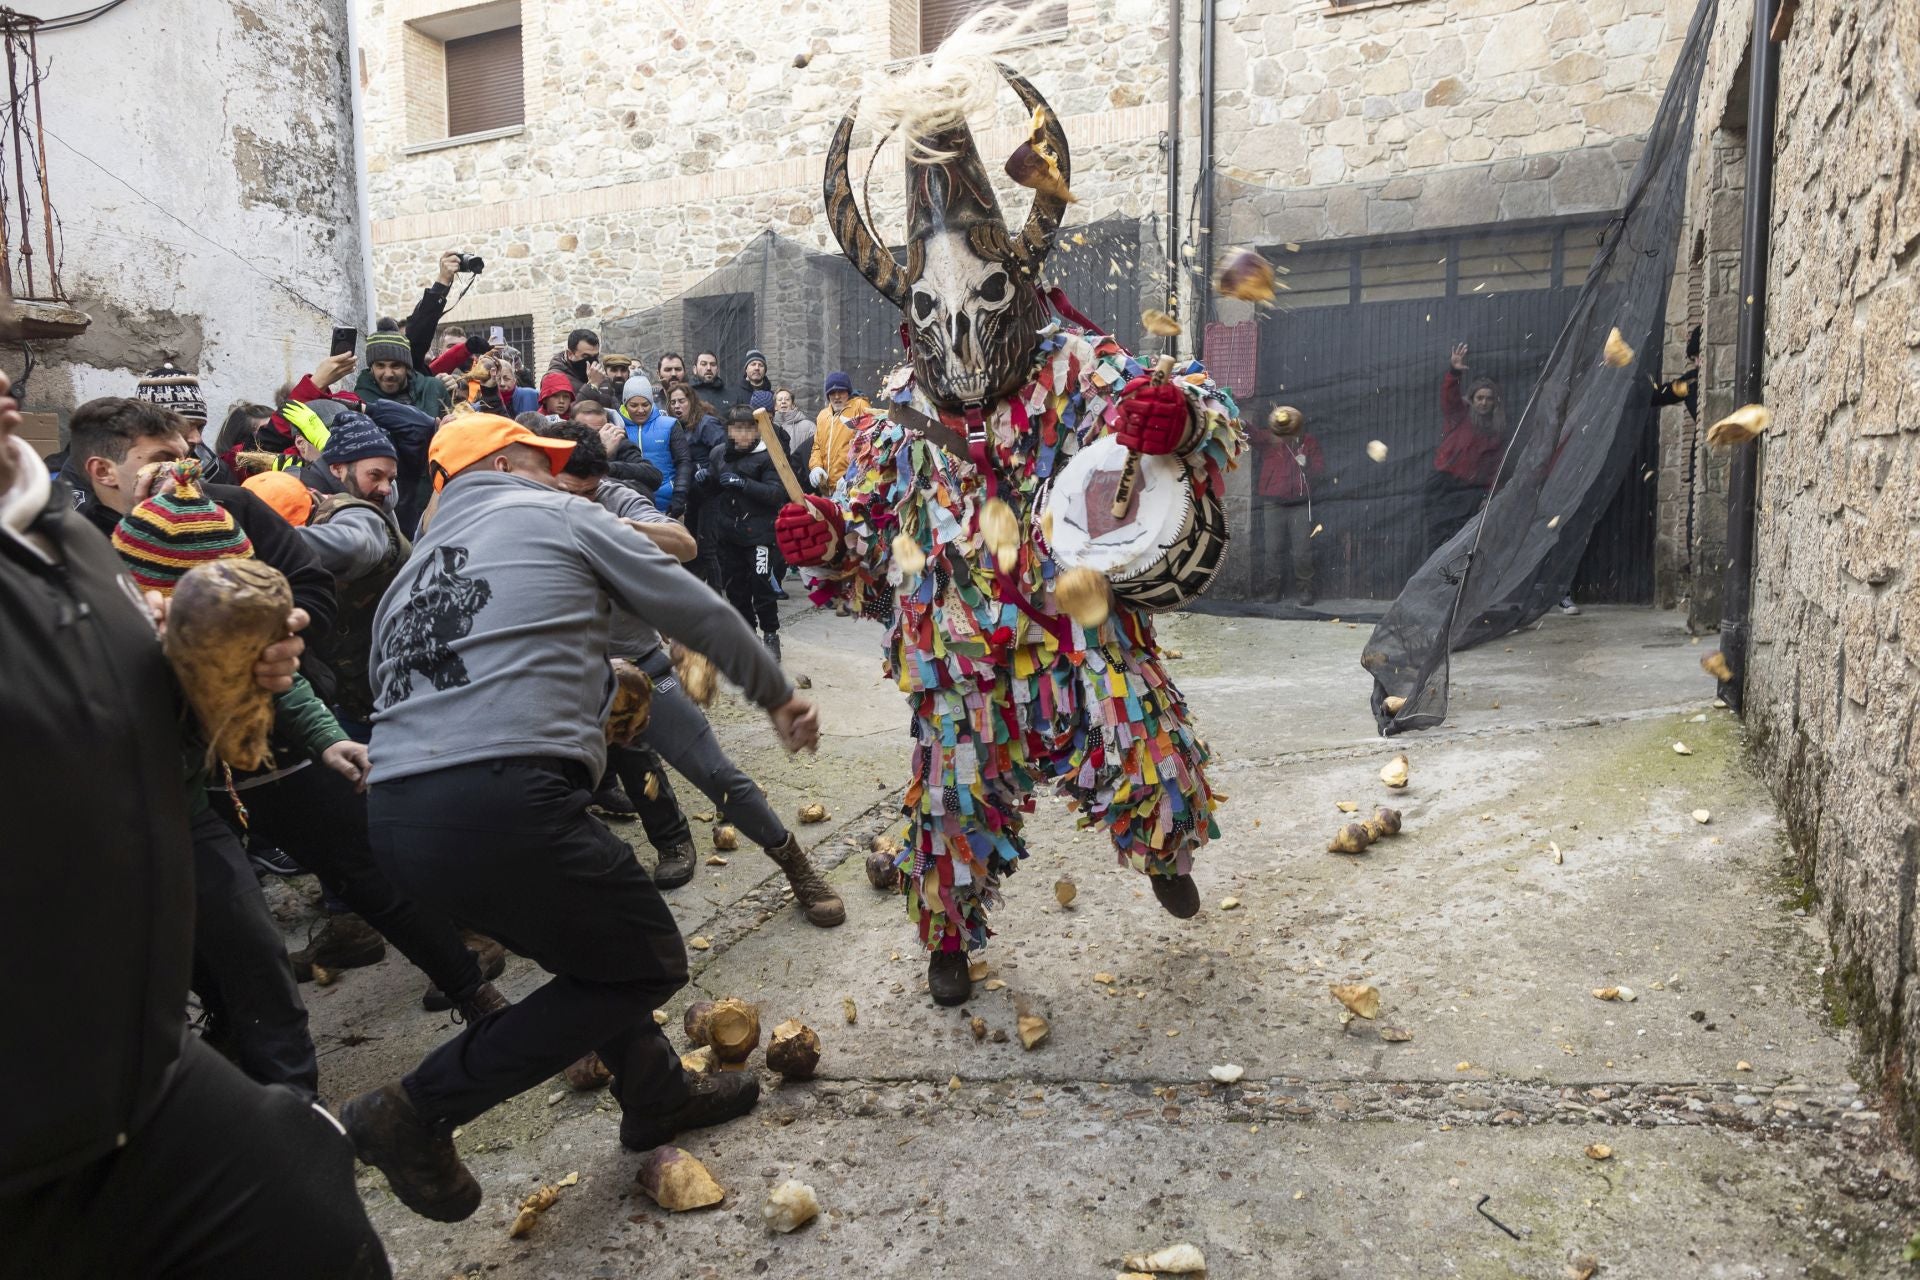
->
xmin=135 ymin=363 xmax=207 ymax=423
xmin=364 ymin=330 xmax=413 ymax=367
xmin=112 ymin=459 xmax=253 ymax=596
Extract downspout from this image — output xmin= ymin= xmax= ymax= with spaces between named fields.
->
xmin=1191 ymin=0 xmax=1215 ymax=361
xmin=344 ymin=0 xmax=378 ymax=329
xmin=1163 ymin=0 xmax=1180 ymax=358
xmin=1718 ymin=0 xmax=1781 ymax=714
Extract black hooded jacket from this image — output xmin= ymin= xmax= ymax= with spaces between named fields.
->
xmin=1 ymin=488 xmax=196 ymax=1194
xmin=698 ymin=438 xmax=784 ymax=546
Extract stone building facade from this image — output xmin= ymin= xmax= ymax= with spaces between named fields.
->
xmin=358 ymin=0 xmax=1691 ymax=367
xmin=17 ymin=0 xmax=366 ymax=451
xmin=1678 ymin=0 xmax=1920 ymax=1145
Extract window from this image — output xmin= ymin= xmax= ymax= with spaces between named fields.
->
xmin=908 ymin=0 xmax=1067 ymax=57
xmin=402 ymin=1 xmax=524 ymax=148
xmin=1268 ymin=216 xmax=1615 ymax=311
xmin=448 ymin=314 xmax=536 ymax=361
xmin=445 ymin=26 xmax=523 ymax=137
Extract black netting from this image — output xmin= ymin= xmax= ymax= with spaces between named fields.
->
xmin=1356 ymin=0 xmax=1716 ymax=733
xmin=598 ymin=217 xmax=1169 ymax=413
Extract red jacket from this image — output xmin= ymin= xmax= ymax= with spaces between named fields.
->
xmin=1433 ymin=368 xmax=1503 ymax=487
xmin=1256 ymin=433 xmax=1323 ymax=502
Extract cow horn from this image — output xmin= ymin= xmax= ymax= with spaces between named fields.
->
xmin=824 ymin=109 xmax=908 ymax=308
xmin=1000 ymin=66 xmax=1069 ymax=273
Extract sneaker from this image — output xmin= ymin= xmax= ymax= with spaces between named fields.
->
xmin=590 ymin=780 xmax=639 ymax=820
xmin=1559 ymin=595 xmax=1582 ymax=616
xmin=927 ymin=951 xmax=972 ymax=1006
xmin=248 ymin=843 xmax=304 ymax=879
xmin=290 ymin=913 xmax=386 ymax=981
xmin=763 ymin=833 xmax=843 ymax=927
xmin=652 ymin=839 xmax=698 ymax=890
xmin=770 ymin=575 xmax=789 ymax=601
xmin=1297 ymin=590 xmax=1316 ymax=608
xmin=1149 ymin=873 xmax=1201 ymax=919
xmin=423 ymin=933 xmax=509 ymax=1012
xmin=618 ymin=1069 xmax=761 ymax=1152
xmin=763 ymin=632 xmax=782 ymax=662
xmin=339 ymin=1082 xmax=482 ymax=1223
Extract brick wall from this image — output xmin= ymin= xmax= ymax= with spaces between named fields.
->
xmin=1706 ymin=0 xmax=1920 ymax=1144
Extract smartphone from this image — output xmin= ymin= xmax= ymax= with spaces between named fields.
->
xmin=330 ymin=326 xmax=357 ymax=357
xmin=488 ymin=325 xmax=506 ymax=348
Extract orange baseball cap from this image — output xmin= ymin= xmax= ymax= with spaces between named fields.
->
xmin=427 ymin=413 xmax=577 ymax=491
xmin=242 ymin=469 xmax=316 ymax=527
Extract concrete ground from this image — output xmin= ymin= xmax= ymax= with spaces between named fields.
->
xmin=294 ymin=605 xmax=1920 ymax=1278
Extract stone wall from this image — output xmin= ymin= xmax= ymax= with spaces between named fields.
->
xmin=23 ymin=0 xmax=365 ymax=436
xmin=1717 ymin=0 xmax=1920 ymax=1144
xmin=360 ymin=0 xmax=1690 ymax=370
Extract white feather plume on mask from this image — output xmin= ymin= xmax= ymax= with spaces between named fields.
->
xmin=862 ymin=4 xmax=1048 ymax=165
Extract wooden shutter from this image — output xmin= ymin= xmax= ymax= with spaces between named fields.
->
xmin=445 ymin=26 xmax=524 ymax=136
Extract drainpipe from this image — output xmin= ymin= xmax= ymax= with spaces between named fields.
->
xmin=1718 ymin=0 xmax=1781 ymax=715
xmin=344 ymin=0 xmax=377 ymax=329
xmin=1164 ymin=0 xmax=1180 ymax=357
xmin=1191 ymin=0 xmax=1215 ymax=361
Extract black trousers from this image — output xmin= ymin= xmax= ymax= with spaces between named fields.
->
xmin=1423 ymin=471 xmax=1488 ymax=557
xmin=0 ymin=1036 xmax=389 ymax=1279
xmin=612 ymin=739 xmax=693 ymax=851
xmin=368 ymin=758 xmax=690 ymax=1130
xmin=717 ymin=538 xmax=779 ymax=634
xmin=211 ymin=764 xmax=483 ymax=1004
xmin=189 ymin=808 xmax=317 ymax=1097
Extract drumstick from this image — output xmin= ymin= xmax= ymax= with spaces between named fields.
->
xmin=754 ymin=407 xmax=821 ymax=523
xmin=1111 ymin=354 xmax=1177 ymax=518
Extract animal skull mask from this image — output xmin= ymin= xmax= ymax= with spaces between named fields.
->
xmin=825 ymin=68 xmax=1071 ymax=413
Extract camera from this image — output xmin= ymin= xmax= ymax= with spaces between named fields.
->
xmin=456 ymin=253 xmax=485 ymax=274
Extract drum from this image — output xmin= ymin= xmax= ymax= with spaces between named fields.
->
xmin=1041 ymin=434 xmax=1229 ymax=612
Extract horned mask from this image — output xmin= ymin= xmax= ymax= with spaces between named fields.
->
xmin=824 ymin=68 xmax=1071 ymax=413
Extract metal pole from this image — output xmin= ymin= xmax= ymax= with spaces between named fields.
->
xmin=1718 ymin=0 xmax=1781 ymax=714
xmin=1164 ymin=0 xmax=1180 ymax=356
xmin=1191 ymin=0 xmax=1214 ymax=361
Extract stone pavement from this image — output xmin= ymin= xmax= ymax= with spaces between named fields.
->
xmin=299 ymin=605 xmax=1920 ymax=1278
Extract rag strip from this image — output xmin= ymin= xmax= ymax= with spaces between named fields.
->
xmin=810 ymin=323 xmax=1244 ymax=952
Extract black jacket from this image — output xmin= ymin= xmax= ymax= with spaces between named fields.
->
xmin=1 ymin=489 xmax=196 ymax=1193
xmin=690 ymin=375 xmax=731 ymax=420
xmin=698 ymin=439 xmax=784 ymax=545
xmin=56 ymin=455 xmax=338 ymax=643
xmin=605 ymin=438 xmax=665 ymax=498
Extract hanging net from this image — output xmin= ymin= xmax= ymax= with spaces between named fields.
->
xmin=597 ymin=216 xmax=1171 ymax=414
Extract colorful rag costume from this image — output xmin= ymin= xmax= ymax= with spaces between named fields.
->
xmin=783 ymin=51 xmax=1245 ymax=960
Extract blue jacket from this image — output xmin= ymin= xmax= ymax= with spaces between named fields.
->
xmin=618 ymin=404 xmax=685 ymax=513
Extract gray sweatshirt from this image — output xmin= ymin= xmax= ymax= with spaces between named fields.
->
xmin=299 ymin=504 xmax=389 ymax=579
xmin=368 ymin=470 xmax=791 ymax=784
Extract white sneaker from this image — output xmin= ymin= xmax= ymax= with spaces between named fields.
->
xmin=1559 ymin=596 xmax=1581 ymax=616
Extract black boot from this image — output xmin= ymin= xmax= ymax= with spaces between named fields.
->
xmin=928 ymin=951 xmax=972 ymax=1006
xmin=763 ymin=631 xmax=782 ymax=662
xmin=1150 ymin=873 xmax=1201 ymax=919
xmin=651 ymin=838 xmax=698 ymax=890
xmin=590 ymin=778 xmax=639 ymax=819
xmin=339 ymin=1082 xmax=481 ymax=1223
xmin=618 ymin=1070 xmax=761 ymax=1152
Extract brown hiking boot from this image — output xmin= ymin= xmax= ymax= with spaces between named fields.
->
xmin=651 ymin=838 xmax=698 ymax=890
xmin=455 ymin=981 xmax=509 ymax=1024
xmin=339 ymin=1082 xmax=481 ymax=1222
xmin=290 ymin=913 xmax=385 ymax=982
xmin=422 ymin=932 xmax=509 ymax=1012
xmin=764 ymin=833 xmax=844 ymax=927
xmin=618 ymin=1069 xmax=760 ymax=1152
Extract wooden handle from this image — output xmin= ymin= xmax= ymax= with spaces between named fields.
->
xmin=754 ymin=408 xmax=812 ymax=510
xmin=1109 ymin=356 xmax=1179 ymax=518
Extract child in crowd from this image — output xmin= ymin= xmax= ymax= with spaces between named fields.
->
xmin=696 ymin=405 xmax=786 ymax=659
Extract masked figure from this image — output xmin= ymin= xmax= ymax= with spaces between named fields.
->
xmin=778 ymin=57 xmax=1244 ymax=1006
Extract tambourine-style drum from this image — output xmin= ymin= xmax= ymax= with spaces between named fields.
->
xmin=1041 ymin=434 xmax=1229 ymax=612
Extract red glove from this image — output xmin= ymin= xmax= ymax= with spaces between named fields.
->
xmin=775 ymin=496 xmax=845 ymax=567
xmin=1115 ymin=376 xmax=1191 ymax=455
